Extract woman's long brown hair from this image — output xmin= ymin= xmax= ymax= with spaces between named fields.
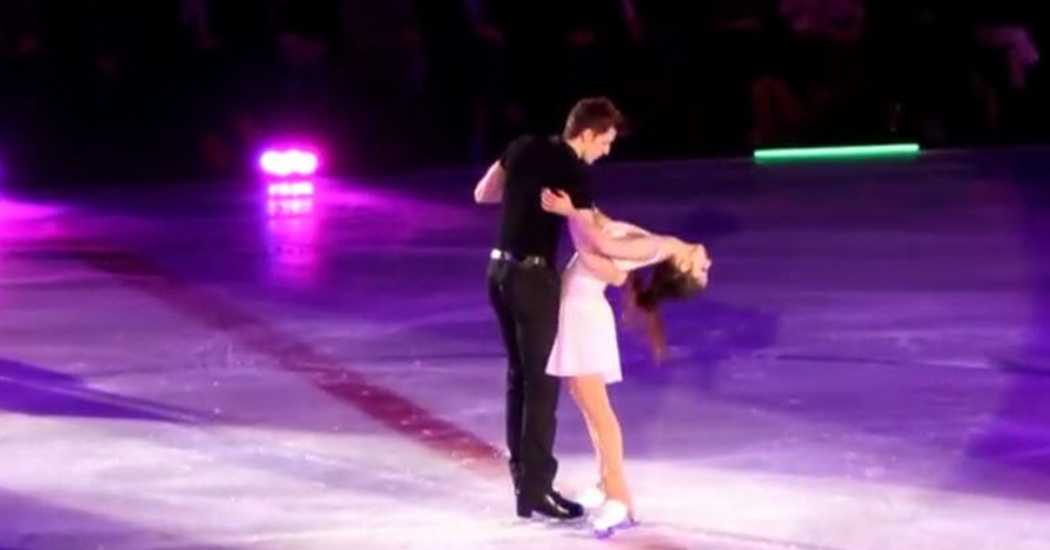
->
xmin=624 ymin=260 xmax=702 ymax=362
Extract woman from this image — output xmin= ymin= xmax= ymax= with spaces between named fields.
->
xmin=541 ymin=191 xmax=711 ymax=537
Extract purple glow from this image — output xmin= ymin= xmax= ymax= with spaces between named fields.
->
xmin=265 ymin=193 xmax=321 ymax=286
xmin=266 ymin=197 xmax=314 ymax=216
xmin=267 ymin=181 xmax=315 ymax=197
xmin=0 ymin=199 xmax=68 ymax=245
xmin=0 ymin=199 xmax=65 ymax=221
xmin=259 ymin=148 xmax=320 ymax=177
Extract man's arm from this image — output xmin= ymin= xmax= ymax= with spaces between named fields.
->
xmin=473 ymin=160 xmax=505 ymax=204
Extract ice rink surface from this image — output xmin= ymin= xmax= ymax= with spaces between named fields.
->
xmin=1 ymin=147 xmax=1049 ymax=549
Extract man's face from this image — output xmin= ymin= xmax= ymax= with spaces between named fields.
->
xmin=579 ymin=128 xmax=617 ymax=164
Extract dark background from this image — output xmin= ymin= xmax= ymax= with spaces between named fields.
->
xmin=0 ymin=0 xmax=1045 ymax=186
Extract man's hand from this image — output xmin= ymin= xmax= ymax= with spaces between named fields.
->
xmin=540 ymin=188 xmax=577 ymax=216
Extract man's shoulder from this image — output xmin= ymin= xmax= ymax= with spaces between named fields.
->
xmin=509 ymin=134 xmax=566 ymax=153
xmin=500 ymin=134 xmax=553 ymax=169
xmin=499 ymin=135 xmax=529 ymax=166
xmin=506 ymin=134 xmax=545 ymax=154
xmin=510 ymin=134 xmax=538 ymax=145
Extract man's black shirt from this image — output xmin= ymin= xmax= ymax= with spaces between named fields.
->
xmin=495 ymin=135 xmax=595 ymax=263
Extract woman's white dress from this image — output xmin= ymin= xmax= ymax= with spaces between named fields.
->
xmin=545 ymin=222 xmax=661 ymax=384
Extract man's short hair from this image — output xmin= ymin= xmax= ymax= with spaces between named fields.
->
xmin=563 ymin=97 xmax=626 ymax=139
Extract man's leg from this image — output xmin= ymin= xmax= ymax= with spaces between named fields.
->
xmin=506 ymin=266 xmax=581 ymax=518
xmin=508 ymin=267 xmax=559 ymax=499
xmin=486 ymin=260 xmax=525 ymax=491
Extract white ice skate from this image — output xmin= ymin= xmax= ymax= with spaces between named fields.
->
xmin=573 ymin=485 xmax=606 ymax=509
xmin=589 ymin=499 xmax=637 ymax=539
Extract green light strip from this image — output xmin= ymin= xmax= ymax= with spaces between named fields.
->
xmin=754 ymin=143 xmax=920 ymax=162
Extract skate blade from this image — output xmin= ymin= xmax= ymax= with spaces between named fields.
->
xmin=593 ymin=517 xmax=639 ymax=539
xmin=520 ymin=513 xmax=587 ymax=528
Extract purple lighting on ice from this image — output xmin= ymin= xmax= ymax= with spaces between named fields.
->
xmin=267 ymin=181 xmax=315 ymax=197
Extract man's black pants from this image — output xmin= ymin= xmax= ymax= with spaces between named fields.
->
xmin=486 ymin=258 xmax=561 ymax=504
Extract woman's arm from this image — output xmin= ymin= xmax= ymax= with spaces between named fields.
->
xmin=566 ymin=207 xmax=678 ymax=262
xmin=568 ymin=214 xmax=671 ymax=260
xmin=595 ymin=210 xmax=651 ymax=237
xmin=576 ymin=250 xmax=628 ymax=286
xmin=543 ymin=188 xmax=683 ymax=262
xmin=473 ymin=160 xmax=505 ymax=203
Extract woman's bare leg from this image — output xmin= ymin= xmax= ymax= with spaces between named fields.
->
xmin=568 ymin=374 xmax=633 ymax=514
xmin=569 ymin=379 xmax=606 ymax=493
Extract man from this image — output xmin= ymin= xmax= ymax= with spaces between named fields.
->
xmin=475 ymin=97 xmax=651 ymax=520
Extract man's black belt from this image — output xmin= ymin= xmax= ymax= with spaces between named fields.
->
xmin=490 ymin=248 xmax=548 ymax=267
